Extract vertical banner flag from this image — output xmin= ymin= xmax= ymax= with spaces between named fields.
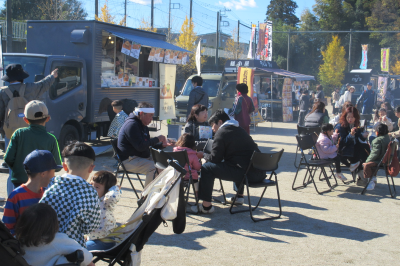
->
xmin=196 ymin=39 xmax=201 ymax=75
xmin=266 ymin=21 xmax=273 ymax=61
xmin=282 ymin=78 xmax=293 ymax=122
xmin=381 ymin=48 xmax=390 ymax=72
xmin=247 ymin=24 xmax=256 ymax=59
xmin=237 ymin=67 xmax=258 ymax=110
xmin=0 ymin=25 xmax=3 ymax=85
xmin=359 ymin=44 xmax=368 ymax=69
xmin=377 ymin=76 xmax=388 ymax=103
xmin=256 ymin=23 xmax=266 ymax=60
xmin=159 ymin=64 xmax=176 ymax=120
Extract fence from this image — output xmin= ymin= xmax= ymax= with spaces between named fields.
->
xmin=0 ymin=21 xmax=27 ymax=40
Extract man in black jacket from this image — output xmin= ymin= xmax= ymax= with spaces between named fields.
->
xmin=186 ymin=76 xmax=209 ymax=119
xmin=117 ymin=102 xmax=168 ymax=186
xmin=193 ymin=110 xmax=264 ymax=214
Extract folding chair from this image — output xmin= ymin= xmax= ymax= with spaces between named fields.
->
xmin=294 ymin=125 xmax=321 ymax=168
xmin=292 ymin=135 xmax=338 ymax=194
xmin=164 ymin=150 xmax=199 ymax=211
xmin=110 ymin=139 xmax=144 ymax=199
xmin=360 ymin=114 xmax=373 ymax=129
xmin=203 ymin=139 xmax=227 ymax=204
xmin=361 ymin=141 xmax=397 ymax=198
xmin=229 ymin=149 xmax=284 ymax=222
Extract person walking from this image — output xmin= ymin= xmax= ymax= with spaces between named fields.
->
xmin=229 ymin=83 xmax=255 ymax=134
xmin=186 ymin=76 xmax=209 ymax=120
xmin=357 ymin=82 xmax=375 ymax=114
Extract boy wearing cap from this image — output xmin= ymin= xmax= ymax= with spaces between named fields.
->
xmin=357 ymin=82 xmax=375 ymax=114
xmin=4 ymin=100 xmax=62 ymax=190
xmin=107 ymin=100 xmax=128 ymax=138
xmin=40 ymin=142 xmax=101 ymax=248
xmin=2 ymin=149 xmax=62 ymax=235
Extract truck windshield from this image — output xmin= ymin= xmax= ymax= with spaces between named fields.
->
xmin=340 ymin=84 xmax=364 ymax=95
xmin=3 ymin=56 xmax=46 ymax=84
xmin=181 ymin=79 xmax=220 ymax=97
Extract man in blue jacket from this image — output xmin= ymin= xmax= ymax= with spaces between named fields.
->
xmin=356 ymin=82 xmax=375 ymax=114
xmin=117 ymin=102 xmax=168 ymax=186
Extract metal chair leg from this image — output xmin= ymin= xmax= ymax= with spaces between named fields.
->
xmin=136 ymin=173 xmax=144 ymax=188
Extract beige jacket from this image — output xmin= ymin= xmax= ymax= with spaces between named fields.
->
xmin=390 ymin=119 xmax=400 ymax=138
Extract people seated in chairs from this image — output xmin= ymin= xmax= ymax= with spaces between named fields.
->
xmin=15 ymin=203 xmax=95 ymax=266
xmin=390 ymin=106 xmax=400 ymax=139
xmin=370 ymin=108 xmax=393 ymax=144
xmin=337 ymin=107 xmax=370 ymax=180
xmin=173 ymin=134 xmax=202 ymax=196
xmin=362 ymin=124 xmax=390 ymax=190
xmin=330 ymin=101 xmax=353 ymax=127
xmin=40 ymin=142 xmax=101 ymax=248
xmin=304 ymin=101 xmax=329 ymax=127
xmin=107 ymin=100 xmax=129 ymax=138
xmin=315 ymin=124 xmax=346 ymax=181
xmin=86 ymin=171 xmax=121 ymax=251
xmin=184 ymin=104 xmax=211 ymax=150
xmin=117 ymin=102 xmax=171 ymax=186
xmin=380 ymin=102 xmax=397 ymax=125
xmin=193 ymin=110 xmax=265 ymax=214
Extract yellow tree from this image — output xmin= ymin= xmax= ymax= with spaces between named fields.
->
xmin=95 ymin=0 xmax=126 ymax=25
xmin=318 ymin=35 xmax=347 ymax=94
xmin=392 ymin=60 xmax=400 ymax=75
xmin=138 ymin=17 xmax=157 ymax=33
xmin=175 ymin=16 xmax=206 ymax=79
xmin=225 ymin=27 xmax=243 ymax=60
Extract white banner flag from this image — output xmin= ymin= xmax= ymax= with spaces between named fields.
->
xmin=247 ymin=24 xmax=256 ymax=59
xmin=196 ymin=39 xmax=201 ymax=75
xmin=266 ymin=21 xmax=273 ymax=61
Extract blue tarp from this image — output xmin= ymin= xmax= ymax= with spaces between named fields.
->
xmin=108 ymin=30 xmax=189 ymax=52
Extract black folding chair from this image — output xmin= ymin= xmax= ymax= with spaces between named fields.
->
xmin=294 ymin=125 xmax=321 ymax=168
xmin=361 ymin=141 xmax=397 ymax=198
xmin=203 ymin=139 xmax=226 ymax=204
xmin=110 ymin=139 xmax=144 ymax=199
xmin=292 ymin=135 xmax=338 ymax=194
xmin=229 ymin=149 xmax=284 ymax=222
xmin=165 ymin=150 xmax=200 ymax=213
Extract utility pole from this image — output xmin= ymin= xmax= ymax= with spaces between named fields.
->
xmin=348 ymin=29 xmax=352 ymax=72
xmin=151 ymin=0 xmax=154 ymax=30
xmin=168 ymin=0 xmax=171 ymax=40
xmin=95 ymin=0 xmax=98 ymax=17
xmin=215 ymin=11 xmax=219 ymax=70
xmin=237 ymin=20 xmax=240 ymax=59
xmin=124 ymin=0 xmax=127 ymax=26
xmin=190 ymin=0 xmax=193 ymax=21
xmin=287 ymin=29 xmax=290 ymax=71
xmin=6 ymin=0 xmax=12 ymax=53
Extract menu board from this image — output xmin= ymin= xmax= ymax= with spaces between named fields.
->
xmin=130 ymin=42 xmax=141 ymax=59
xmin=282 ymin=78 xmax=293 ymax=122
xmin=164 ymin=50 xmax=188 ymax=65
xmin=121 ymin=40 xmax=132 ymax=56
xmin=159 ymin=63 xmax=176 ymax=120
xmin=148 ymin=48 xmax=165 ymax=63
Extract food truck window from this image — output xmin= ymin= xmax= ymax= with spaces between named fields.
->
xmin=139 ymin=47 xmax=154 ymax=78
xmin=102 ymin=33 xmax=116 ymax=77
xmin=50 ymin=62 xmax=82 ymax=100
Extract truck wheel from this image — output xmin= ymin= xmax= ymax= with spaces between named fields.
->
xmin=59 ymin=125 xmax=79 ymax=150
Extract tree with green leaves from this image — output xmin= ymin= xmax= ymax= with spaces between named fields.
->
xmin=319 ymin=36 xmax=347 ymax=94
xmin=266 ymin=0 xmax=299 ymax=26
xmin=0 ymin=0 xmax=87 ymax=21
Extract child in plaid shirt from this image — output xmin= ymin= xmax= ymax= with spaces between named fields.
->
xmin=40 ymin=142 xmax=101 ymax=248
xmin=107 ymin=100 xmax=128 ymax=138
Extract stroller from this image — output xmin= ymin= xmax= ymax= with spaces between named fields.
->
xmin=0 ymin=220 xmax=84 ymax=266
xmin=91 ymin=157 xmax=187 ymax=266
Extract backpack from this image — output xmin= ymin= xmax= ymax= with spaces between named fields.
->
xmin=0 ymin=221 xmax=29 ymax=266
xmin=384 ymin=141 xmax=400 ymax=177
xmin=2 ymin=85 xmax=28 ymax=139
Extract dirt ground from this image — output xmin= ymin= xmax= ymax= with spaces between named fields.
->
xmin=1 ymin=119 xmax=399 ymax=265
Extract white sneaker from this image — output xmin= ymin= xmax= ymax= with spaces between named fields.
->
xmin=225 ymin=196 xmax=244 ymax=205
xmin=371 ymin=176 xmax=377 ymax=184
xmin=366 ymin=180 xmax=376 ymax=190
xmin=191 ymin=204 xmax=215 ymax=214
xmin=349 ymin=161 xmax=360 ymax=172
xmin=335 ymin=173 xmax=347 ymax=181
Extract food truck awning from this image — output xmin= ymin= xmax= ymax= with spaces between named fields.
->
xmin=256 ymin=67 xmax=315 ymax=81
xmin=108 ymin=30 xmax=190 ymax=52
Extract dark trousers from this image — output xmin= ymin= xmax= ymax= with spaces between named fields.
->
xmin=333 ymin=155 xmax=341 ymax=173
xmin=198 ymin=161 xmax=264 ymax=202
xmin=298 ymin=110 xmax=307 ymax=126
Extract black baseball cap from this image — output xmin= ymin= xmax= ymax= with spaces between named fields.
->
xmin=23 ymin=150 xmax=63 ymax=174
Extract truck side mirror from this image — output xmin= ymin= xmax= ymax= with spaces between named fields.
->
xmin=34 ymin=75 xmax=45 ymax=82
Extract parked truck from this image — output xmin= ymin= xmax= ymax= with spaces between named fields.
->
xmin=3 ymin=20 xmax=187 ymax=148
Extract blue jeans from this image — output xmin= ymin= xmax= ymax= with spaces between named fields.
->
xmin=86 ymin=239 xmax=116 ymax=251
xmin=362 ymin=105 xmax=373 ymax=115
xmin=5 ymin=137 xmax=14 ymax=197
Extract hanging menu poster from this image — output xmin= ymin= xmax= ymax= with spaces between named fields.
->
xmin=121 ymin=40 xmax=132 ymax=56
xmin=182 ymin=52 xmax=189 ymax=65
xmin=130 ymin=43 xmax=141 ymax=59
xmin=164 ymin=50 xmax=172 ymax=64
xmin=159 ymin=63 xmax=176 ymax=120
xmin=282 ymin=78 xmax=293 ymax=122
xmin=148 ymin=48 xmax=165 ymax=62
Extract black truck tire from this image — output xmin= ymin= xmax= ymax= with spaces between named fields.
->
xmin=59 ymin=125 xmax=79 ymax=150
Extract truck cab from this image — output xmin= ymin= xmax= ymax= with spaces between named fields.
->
xmin=175 ymin=73 xmax=237 ymax=123
xmin=3 ymin=53 xmax=87 ymax=148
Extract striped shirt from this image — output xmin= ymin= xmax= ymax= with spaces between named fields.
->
xmin=2 ymin=184 xmax=44 ymax=235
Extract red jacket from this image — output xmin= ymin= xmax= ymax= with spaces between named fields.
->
xmin=173 ymin=146 xmax=201 ymax=180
